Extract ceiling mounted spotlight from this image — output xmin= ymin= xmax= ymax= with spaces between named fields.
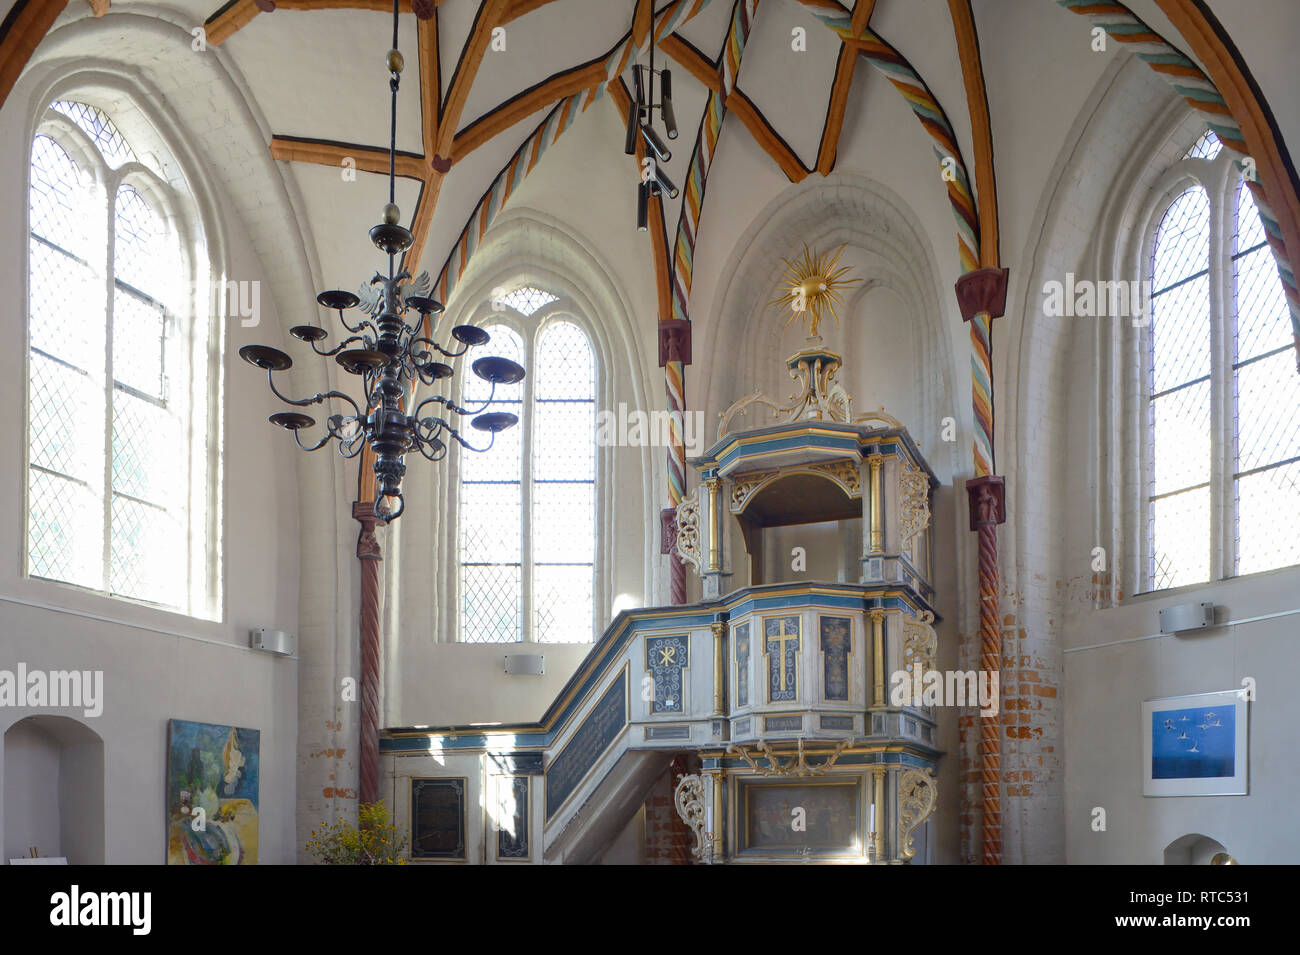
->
xmin=624 ymin=4 xmax=677 ymax=230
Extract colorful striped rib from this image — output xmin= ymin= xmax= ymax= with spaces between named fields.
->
xmin=434 ymin=0 xmax=716 ymax=305
xmin=1057 ymin=0 xmax=1300 ymax=369
xmin=812 ymin=11 xmax=981 ymax=274
xmin=670 ymin=0 xmax=757 ymax=323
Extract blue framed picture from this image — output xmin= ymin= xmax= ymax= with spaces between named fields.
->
xmin=1142 ymin=690 xmax=1248 ymax=796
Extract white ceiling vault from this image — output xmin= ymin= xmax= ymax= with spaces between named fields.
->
xmin=3 ymin=0 xmax=1299 ymax=353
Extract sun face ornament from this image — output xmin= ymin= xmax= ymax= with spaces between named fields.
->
xmin=769 ymin=243 xmax=860 ymax=339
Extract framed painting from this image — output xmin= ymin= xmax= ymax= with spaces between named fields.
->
xmin=1142 ymin=689 xmax=1248 ymax=796
xmin=166 ymin=719 xmax=260 ymax=864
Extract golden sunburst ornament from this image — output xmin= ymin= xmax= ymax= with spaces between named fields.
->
xmin=768 ymin=243 xmax=860 ymax=339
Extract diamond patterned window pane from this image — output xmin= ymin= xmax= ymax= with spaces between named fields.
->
xmin=29 ymin=238 xmax=99 ymax=368
xmin=533 ymin=402 xmax=595 ymax=481
xmin=535 ymin=322 xmax=594 ymax=400
xmin=113 ymin=390 xmax=182 ymax=504
xmin=114 ymin=185 xmax=171 ymax=295
xmin=459 ymin=482 xmax=521 ymax=564
xmin=534 ymin=564 xmax=593 ymax=644
xmin=1149 ymin=274 xmax=1210 ymax=393
xmin=112 ymin=289 xmax=166 ymax=397
xmin=30 ymin=135 xmax=90 ymax=257
xmin=460 ymin=402 xmax=521 ymax=483
xmin=498 ymin=286 xmax=558 ymax=317
xmin=1183 ymin=130 xmax=1222 ymax=161
xmin=51 ymin=101 xmax=135 ymax=168
xmin=1150 ymin=487 xmax=1210 ymax=590
xmin=1236 ymin=350 xmax=1300 ymax=473
xmin=29 ymin=352 xmax=102 ymax=481
xmin=534 ymin=483 xmax=594 ymax=564
xmin=1236 ymin=462 xmax=1300 ymax=576
xmin=1150 ymin=381 xmax=1211 ymax=495
xmin=1235 ymin=246 xmax=1290 ymax=363
xmin=461 ymin=565 xmax=522 ymax=644
xmin=110 ymin=496 xmax=185 ymax=604
xmin=464 ymin=323 xmax=523 ymax=404
xmin=1150 ymin=187 xmax=1210 ymax=293
xmin=1234 ymin=177 xmax=1267 ymax=253
xmin=27 ymin=469 xmax=103 ymax=590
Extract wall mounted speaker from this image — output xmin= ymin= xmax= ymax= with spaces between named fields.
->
xmin=1158 ymin=602 xmax=1215 ymax=634
xmin=250 ymin=627 xmax=295 ymax=655
xmin=504 ymin=654 xmax=544 ymax=675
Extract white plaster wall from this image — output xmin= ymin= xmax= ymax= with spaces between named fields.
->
xmin=2 ymin=721 xmax=61 ymax=861
xmin=0 ymin=11 xmax=310 ymax=863
xmin=1064 ymin=570 xmax=1300 ymax=864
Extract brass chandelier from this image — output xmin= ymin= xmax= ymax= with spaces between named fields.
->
xmin=239 ymin=0 xmax=523 ymax=522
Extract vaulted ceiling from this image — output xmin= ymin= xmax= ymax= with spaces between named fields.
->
xmin=4 ymin=0 xmax=1299 ymax=351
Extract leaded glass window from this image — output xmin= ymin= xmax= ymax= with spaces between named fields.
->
xmin=457 ymin=297 xmax=597 ymax=643
xmin=25 ymin=101 xmax=215 ymax=615
xmin=1141 ymin=129 xmax=1300 ymax=590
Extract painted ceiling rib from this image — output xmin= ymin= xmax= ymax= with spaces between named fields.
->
xmin=947 ymin=0 xmax=999 ymax=268
xmin=668 ymin=0 xmax=761 ymax=324
xmin=429 ymin=0 xmax=720 ymax=309
xmin=1059 ymin=0 xmax=1300 ymax=371
xmin=0 ymin=1 xmax=72 ymax=111
xmin=815 ymin=0 xmax=876 ymax=175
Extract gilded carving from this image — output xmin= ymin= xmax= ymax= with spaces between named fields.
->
xmin=726 ymin=737 xmax=854 ymax=778
xmin=729 ymin=461 xmax=859 ymax=514
xmin=673 ymin=773 xmax=710 ymax=862
xmin=897 ymin=768 xmax=937 ymax=862
xmin=675 ymin=485 xmax=702 ymax=573
xmin=899 ymin=466 xmax=931 ymax=550
xmin=902 ymin=609 xmax=937 ymax=677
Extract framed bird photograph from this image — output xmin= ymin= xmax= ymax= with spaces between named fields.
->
xmin=1142 ymin=690 xmax=1248 ymax=797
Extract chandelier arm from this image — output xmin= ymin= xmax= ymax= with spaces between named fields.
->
xmin=290 ymin=428 xmax=338 ymax=453
xmin=336 ymin=310 xmax=372 ymax=336
xmin=266 ymin=372 xmax=363 ymax=420
xmin=337 ymin=438 xmax=367 ymax=459
xmin=311 ymin=335 xmax=367 ymax=358
xmin=431 ymin=341 xmax=470 ymax=359
xmin=448 ymin=426 xmax=496 ymax=454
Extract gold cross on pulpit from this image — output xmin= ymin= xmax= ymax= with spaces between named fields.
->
xmin=767 ymin=618 xmax=800 ymax=693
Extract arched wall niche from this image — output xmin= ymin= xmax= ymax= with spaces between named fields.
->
xmin=1163 ymin=833 xmax=1235 ymax=865
xmin=384 ymin=207 xmax=661 ymax=726
xmin=697 ymin=172 xmax=961 ymax=485
xmin=2 ymin=715 xmax=105 ymax=864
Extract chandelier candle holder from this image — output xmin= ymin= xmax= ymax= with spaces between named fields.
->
xmin=238 ymin=0 xmax=523 ymax=522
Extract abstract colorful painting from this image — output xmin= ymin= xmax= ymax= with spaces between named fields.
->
xmin=1142 ymin=690 xmax=1248 ymax=796
xmin=166 ymin=719 xmax=260 ymax=865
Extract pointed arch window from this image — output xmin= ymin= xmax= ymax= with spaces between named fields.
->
xmin=1140 ymin=130 xmax=1300 ymax=591
xmin=457 ymin=291 xmax=597 ymax=643
xmin=25 ymin=101 xmax=218 ymax=615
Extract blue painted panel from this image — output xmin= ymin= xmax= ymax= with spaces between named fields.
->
xmin=545 ymin=675 xmax=627 ymax=820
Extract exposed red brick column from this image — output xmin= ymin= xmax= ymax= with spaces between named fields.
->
xmin=353 ymin=502 xmax=383 ymax=807
xmin=966 ymin=476 xmax=1005 ymax=865
xmin=644 ymin=754 xmax=695 ymax=864
xmin=955 ymin=267 xmax=1009 ymax=866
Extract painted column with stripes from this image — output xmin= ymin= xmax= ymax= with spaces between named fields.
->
xmin=664 ymin=0 xmax=758 ymax=605
xmin=1056 ymin=0 xmax=1300 ymax=371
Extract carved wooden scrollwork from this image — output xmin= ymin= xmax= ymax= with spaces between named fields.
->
xmin=673 ymin=773 xmax=709 ymax=862
xmin=899 ymin=466 xmax=931 ymax=551
xmin=897 ymin=768 xmax=938 ymax=862
xmin=902 ymin=609 xmax=937 ymax=677
xmin=675 ymin=486 xmax=702 ymax=573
